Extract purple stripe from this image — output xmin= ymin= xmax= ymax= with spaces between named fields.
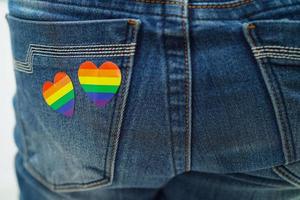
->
xmin=87 ymin=93 xmax=115 ymax=100
xmin=63 ymin=109 xmax=74 ymax=117
xmin=56 ymin=99 xmax=74 ymax=116
xmin=94 ymin=99 xmax=110 ymax=107
xmin=86 ymin=93 xmax=115 ymax=107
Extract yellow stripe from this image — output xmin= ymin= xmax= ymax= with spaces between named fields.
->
xmin=45 ymin=82 xmax=73 ymax=105
xmin=78 ymin=76 xmax=121 ymax=85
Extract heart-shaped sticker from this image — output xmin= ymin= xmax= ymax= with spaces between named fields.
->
xmin=42 ymin=72 xmax=75 ymax=117
xmin=78 ymin=61 xmax=122 ymax=107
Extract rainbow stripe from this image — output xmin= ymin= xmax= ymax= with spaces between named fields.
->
xmin=78 ymin=61 xmax=121 ymax=107
xmin=42 ymin=72 xmax=75 ymax=117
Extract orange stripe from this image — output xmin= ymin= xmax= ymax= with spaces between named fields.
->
xmin=78 ymin=69 xmax=120 ymax=77
xmin=54 ymin=72 xmax=67 ymax=83
xmin=43 ymin=81 xmax=53 ymax=92
xmin=80 ymin=61 xmax=96 ymax=69
xmin=80 ymin=62 xmax=119 ymax=70
xmin=43 ymin=76 xmax=71 ymax=98
xmin=101 ymin=62 xmax=119 ymax=70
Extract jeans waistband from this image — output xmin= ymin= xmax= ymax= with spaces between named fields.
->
xmin=9 ymin=0 xmax=300 ymax=20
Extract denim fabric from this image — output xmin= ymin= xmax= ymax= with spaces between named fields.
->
xmin=6 ymin=0 xmax=300 ymax=199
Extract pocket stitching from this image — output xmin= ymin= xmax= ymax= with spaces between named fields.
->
xmin=243 ymin=22 xmax=296 ymax=164
xmin=102 ymin=20 xmax=140 ymax=191
xmin=14 ymin=43 xmax=137 ymax=74
xmin=252 ymin=45 xmax=300 ymax=61
xmin=24 ymin=163 xmax=110 ymax=191
xmin=273 ymin=166 xmax=300 ymax=188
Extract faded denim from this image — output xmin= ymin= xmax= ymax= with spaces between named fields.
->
xmin=6 ymin=0 xmax=300 ymax=199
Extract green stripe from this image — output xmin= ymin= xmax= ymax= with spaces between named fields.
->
xmin=81 ymin=85 xmax=119 ymax=93
xmin=50 ymin=90 xmax=74 ymax=110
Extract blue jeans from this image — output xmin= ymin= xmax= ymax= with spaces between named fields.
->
xmin=7 ymin=0 xmax=300 ymax=199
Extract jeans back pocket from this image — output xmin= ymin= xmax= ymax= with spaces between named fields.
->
xmin=7 ymin=15 xmax=140 ymax=192
xmin=243 ymin=19 xmax=300 ymax=186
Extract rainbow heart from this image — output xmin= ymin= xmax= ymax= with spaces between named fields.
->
xmin=78 ymin=61 xmax=122 ymax=107
xmin=42 ymin=72 xmax=75 ymax=117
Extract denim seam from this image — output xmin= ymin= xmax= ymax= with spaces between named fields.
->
xmin=30 ymin=0 xmax=252 ymax=9
xmin=102 ymin=28 xmax=132 ymax=189
xmin=24 ymin=51 xmax=136 ymax=55
xmin=23 ymin=163 xmax=110 ymax=191
xmin=253 ymin=46 xmax=300 ymax=51
xmin=273 ymin=166 xmax=300 ymax=187
xmin=181 ymin=0 xmax=192 ymax=172
xmin=14 ymin=43 xmax=136 ymax=74
xmin=245 ymin=3 xmax=300 ymax=20
xmin=101 ymin=50 xmax=128 ymax=185
xmin=245 ymin=24 xmax=295 ymax=163
xmin=268 ymin=66 xmax=295 ymax=163
xmin=27 ymin=0 xmax=185 ymax=18
xmin=269 ymin=65 xmax=297 ymax=161
xmin=103 ymin=20 xmax=140 ymax=188
xmin=135 ymin=0 xmax=183 ymax=5
xmin=135 ymin=0 xmax=252 ymax=9
xmin=14 ymin=54 xmax=134 ymax=73
xmin=15 ymin=43 xmax=135 ymax=62
xmin=254 ymin=55 xmax=300 ymax=60
xmin=188 ymin=0 xmax=252 ymax=9
xmin=192 ymin=3 xmax=300 ymax=20
xmin=252 ymin=46 xmax=300 ymax=60
xmin=24 ymin=47 xmax=136 ymax=52
xmin=246 ymin=26 xmax=293 ymax=164
xmin=19 ymin=0 xmax=300 ymax=20
xmin=25 ymin=43 xmax=136 ymax=49
xmin=163 ymin=14 xmax=177 ymax=175
xmin=16 ymin=43 xmax=136 ymax=62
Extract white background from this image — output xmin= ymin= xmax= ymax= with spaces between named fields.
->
xmin=0 ymin=0 xmax=19 ymax=199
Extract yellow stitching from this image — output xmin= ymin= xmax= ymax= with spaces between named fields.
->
xmin=188 ymin=0 xmax=252 ymax=9
xmin=135 ymin=0 xmax=252 ymax=9
xmin=181 ymin=4 xmax=191 ymax=172
xmin=135 ymin=0 xmax=183 ymax=6
xmin=183 ymin=20 xmax=191 ymax=172
xmin=253 ymin=46 xmax=300 ymax=51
